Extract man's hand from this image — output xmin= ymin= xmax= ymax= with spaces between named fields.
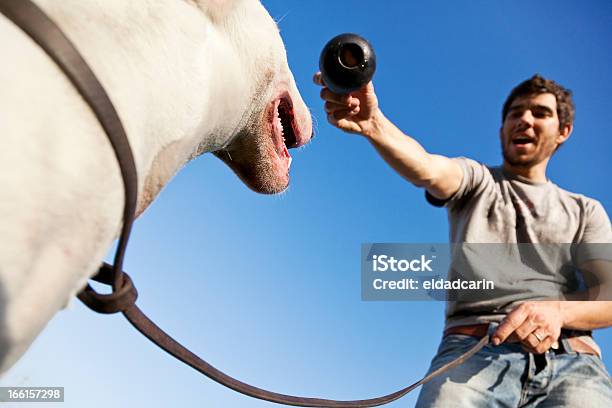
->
xmin=492 ymin=301 xmax=564 ymax=354
xmin=313 ymin=71 xmax=381 ymax=137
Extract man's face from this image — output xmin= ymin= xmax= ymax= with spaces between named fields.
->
xmin=500 ymin=93 xmax=569 ymax=168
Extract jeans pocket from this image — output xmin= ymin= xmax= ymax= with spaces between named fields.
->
xmin=584 ymin=354 xmax=612 ymax=383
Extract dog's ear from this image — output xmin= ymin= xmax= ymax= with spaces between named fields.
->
xmin=189 ymin=0 xmax=245 ymax=22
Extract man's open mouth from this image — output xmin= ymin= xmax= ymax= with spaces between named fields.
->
xmin=512 ymin=135 xmax=536 ymax=146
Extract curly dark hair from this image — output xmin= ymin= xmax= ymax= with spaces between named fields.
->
xmin=502 ymin=74 xmax=575 ymax=131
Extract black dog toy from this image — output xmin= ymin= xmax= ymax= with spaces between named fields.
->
xmin=319 ymin=33 xmax=376 ymax=95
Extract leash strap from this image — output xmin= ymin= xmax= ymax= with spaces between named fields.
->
xmin=0 ymin=1 xmax=489 ymax=406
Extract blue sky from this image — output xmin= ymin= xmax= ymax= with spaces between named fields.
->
xmin=2 ymin=1 xmax=611 ymax=407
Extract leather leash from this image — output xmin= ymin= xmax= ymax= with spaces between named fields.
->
xmin=0 ymin=0 xmax=490 ymax=406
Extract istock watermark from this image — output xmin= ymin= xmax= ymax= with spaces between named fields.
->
xmin=372 ymin=254 xmax=434 ymax=272
xmin=361 ymin=243 xmax=612 ymax=301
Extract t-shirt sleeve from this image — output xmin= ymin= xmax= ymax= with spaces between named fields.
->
xmin=425 ymin=157 xmax=487 ymax=208
xmin=573 ymin=200 xmax=612 ymax=266
xmin=582 ymin=200 xmax=612 ymax=243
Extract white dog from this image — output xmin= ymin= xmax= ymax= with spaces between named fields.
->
xmin=0 ymin=0 xmax=312 ymax=373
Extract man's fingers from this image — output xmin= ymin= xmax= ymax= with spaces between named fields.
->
xmin=326 ymin=114 xmax=360 ymax=133
xmin=324 ymin=101 xmax=350 ymax=114
xmin=522 ymin=334 xmax=556 ymax=354
xmin=326 ymin=111 xmax=349 ymax=125
xmin=324 ymin=101 xmax=359 ymax=115
xmin=512 ymin=318 xmax=539 ymax=341
xmin=534 ymin=335 xmax=556 ymax=354
xmin=320 ymin=88 xmax=357 ymax=106
xmin=492 ymin=308 xmax=528 ymax=345
xmin=313 ymin=71 xmax=323 ymax=85
xmin=327 ymin=108 xmax=356 ymax=121
xmin=523 ymin=332 xmax=542 ymax=349
xmin=506 ymin=333 xmax=521 ymax=343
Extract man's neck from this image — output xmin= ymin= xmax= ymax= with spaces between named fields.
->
xmin=502 ymin=161 xmax=549 ymax=183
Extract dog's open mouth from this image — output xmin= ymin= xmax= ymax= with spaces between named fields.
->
xmin=214 ymin=92 xmax=312 ymax=194
xmin=277 ymin=98 xmax=297 ymax=148
xmin=270 ymin=96 xmax=302 ymax=171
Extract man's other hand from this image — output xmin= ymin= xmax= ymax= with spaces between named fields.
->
xmin=492 ymin=301 xmax=564 ymax=354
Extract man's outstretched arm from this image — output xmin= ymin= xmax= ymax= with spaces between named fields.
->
xmin=314 ymin=72 xmax=462 ymax=200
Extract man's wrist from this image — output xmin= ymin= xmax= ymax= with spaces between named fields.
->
xmin=362 ymin=109 xmax=387 ymax=140
xmin=558 ymin=300 xmax=572 ymax=328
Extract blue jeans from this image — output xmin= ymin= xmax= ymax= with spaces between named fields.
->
xmin=416 ymin=324 xmax=612 ymax=407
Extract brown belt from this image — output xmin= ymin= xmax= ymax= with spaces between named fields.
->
xmin=444 ymin=324 xmax=599 ymax=356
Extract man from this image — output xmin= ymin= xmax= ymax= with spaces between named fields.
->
xmin=314 ymin=73 xmax=612 ymax=407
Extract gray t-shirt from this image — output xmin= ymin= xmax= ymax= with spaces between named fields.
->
xmin=426 ymin=157 xmax=612 ymax=335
